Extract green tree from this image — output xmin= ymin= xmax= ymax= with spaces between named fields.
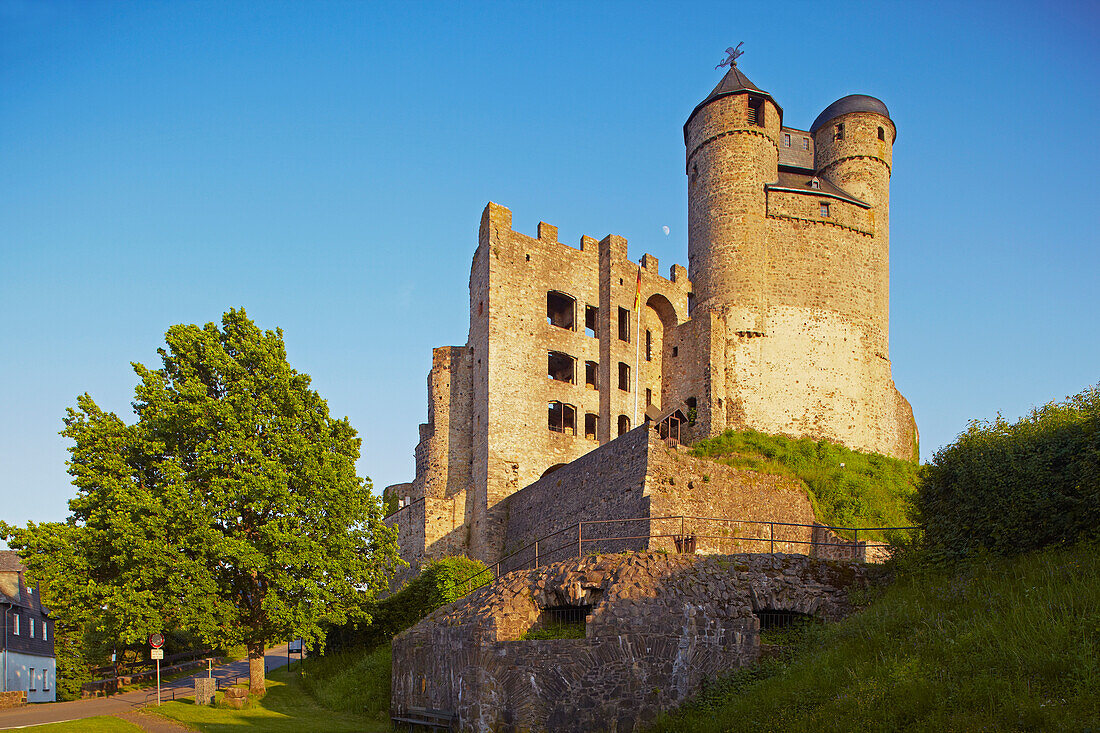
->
xmin=43 ymin=308 xmax=400 ymax=694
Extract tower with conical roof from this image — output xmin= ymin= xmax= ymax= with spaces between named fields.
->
xmin=683 ymin=57 xmax=917 ymax=460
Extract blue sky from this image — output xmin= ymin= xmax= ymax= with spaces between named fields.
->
xmin=2 ymin=0 xmax=1098 ymax=527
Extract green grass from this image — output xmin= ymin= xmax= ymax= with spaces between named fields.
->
xmin=20 ymin=718 xmax=143 ymax=732
xmin=150 ymin=665 xmax=390 ymax=733
xmin=691 ymin=428 xmax=920 ymax=539
xmin=650 ymin=541 xmax=1100 ymax=732
xmin=294 ymin=644 xmax=391 ymax=723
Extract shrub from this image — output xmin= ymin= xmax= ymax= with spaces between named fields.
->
xmin=914 ymin=383 xmax=1099 ymax=562
xmin=325 ymin=555 xmax=487 ymax=652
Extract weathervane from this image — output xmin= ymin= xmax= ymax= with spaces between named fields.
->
xmin=716 ymin=42 xmax=744 ymax=70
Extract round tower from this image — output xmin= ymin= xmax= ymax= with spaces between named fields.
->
xmin=810 ymin=95 xmax=895 ymax=346
xmin=684 ymin=65 xmax=782 ymax=318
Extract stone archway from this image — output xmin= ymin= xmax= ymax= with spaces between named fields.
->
xmin=642 ymin=293 xmax=678 ymax=414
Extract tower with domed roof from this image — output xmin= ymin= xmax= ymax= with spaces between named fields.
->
xmin=683 ymin=59 xmax=916 ymax=460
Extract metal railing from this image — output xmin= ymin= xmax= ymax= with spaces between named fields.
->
xmin=446 ymin=515 xmax=915 ymax=600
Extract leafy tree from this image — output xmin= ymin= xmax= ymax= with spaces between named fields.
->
xmin=40 ymin=308 xmax=400 ymax=694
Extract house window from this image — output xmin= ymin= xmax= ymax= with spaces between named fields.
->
xmin=548 ymin=401 xmax=576 ymax=435
xmin=878 ymin=126 xmax=885 ymax=141
xmin=547 ymin=291 xmax=575 ymax=330
xmin=584 ymin=413 xmax=598 ymax=440
xmin=783 ymin=133 xmax=791 ymax=147
xmin=835 ymin=123 xmax=844 ymax=141
xmin=747 ymin=96 xmax=765 ymax=127
xmin=802 ymin=137 xmax=810 ymax=150
xmin=585 ymin=361 xmax=598 ymax=389
xmin=29 ymin=618 xmax=34 ymax=639
xmin=618 ymin=307 xmax=630 ymax=342
xmin=618 ymin=415 xmax=631 ymax=436
xmin=42 ymin=620 xmax=47 ymax=641
xmin=548 ymin=351 xmax=576 ymax=383
xmin=646 ymin=388 xmax=653 ymax=406
xmin=686 ymin=397 xmax=698 ymax=426
xmin=671 ymin=346 xmax=678 ymax=357
xmin=29 ymin=668 xmax=35 ymax=691
xmin=820 ymin=202 xmax=830 ymax=218
xmin=618 ymin=362 xmax=630 ymax=391
xmin=12 ymin=613 xmax=18 ymax=635
xmin=585 ymin=305 xmax=598 ymax=338
xmin=43 ymin=670 xmax=49 ymax=691
xmin=645 ymin=330 xmax=652 ymax=361
xmin=810 ymin=178 xmax=820 ymax=190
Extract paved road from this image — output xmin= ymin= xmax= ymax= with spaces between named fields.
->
xmin=0 ymin=643 xmax=293 ymax=730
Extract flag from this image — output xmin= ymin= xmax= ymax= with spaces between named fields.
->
xmin=633 ymin=266 xmax=642 ymax=312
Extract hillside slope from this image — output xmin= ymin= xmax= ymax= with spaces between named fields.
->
xmin=651 ymin=541 xmax=1100 ymax=732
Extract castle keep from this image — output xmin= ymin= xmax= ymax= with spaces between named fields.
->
xmin=385 ymin=62 xmax=917 ymax=568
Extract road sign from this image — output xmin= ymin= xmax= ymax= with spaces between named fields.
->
xmin=150 ymin=648 xmax=164 ymax=660
xmin=149 ymin=632 xmax=165 ymax=649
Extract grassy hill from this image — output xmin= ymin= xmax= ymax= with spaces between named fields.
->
xmin=690 ymin=428 xmax=920 ymax=539
xmin=651 ymin=541 xmax=1100 ymax=732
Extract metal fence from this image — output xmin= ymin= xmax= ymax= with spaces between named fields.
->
xmin=447 ymin=515 xmax=915 ymax=600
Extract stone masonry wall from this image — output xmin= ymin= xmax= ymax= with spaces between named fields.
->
xmin=392 ymin=551 xmax=873 ymax=732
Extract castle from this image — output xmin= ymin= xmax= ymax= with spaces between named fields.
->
xmin=384 ymin=60 xmax=917 ymax=568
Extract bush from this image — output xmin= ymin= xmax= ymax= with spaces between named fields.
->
xmin=690 ymin=429 xmax=921 ymax=539
xmin=325 ymin=555 xmax=487 ymax=652
xmin=914 ymin=383 xmax=1099 ymax=562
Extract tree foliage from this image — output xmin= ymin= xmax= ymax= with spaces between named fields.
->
xmin=11 ymin=309 xmax=401 ymax=694
xmin=914 ymin=383 xmax=1100 ymax=562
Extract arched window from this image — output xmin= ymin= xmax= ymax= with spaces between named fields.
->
xmin=549 ymin=401 xmax=576 ymax=435
xmin=547 ymin=291 xmax=575 ymax=330
xmin=618 ymin=415 xmax=631 ymax=436
xmin=548 ymin=351 xmax=576 ymax=383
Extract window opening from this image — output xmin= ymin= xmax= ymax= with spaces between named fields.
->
xmin=29 ymin=618 xmax=34 ymax=639
xmin=526 ymin=253 xmax=531 ymax=262
xmin=548 ymin=351 xmax=576 ymax=383
xmin=13 ymin=614 xmax=18 ymax=635
xmin=645 ymin=329 xmax=652 ymax=361
xmin=783 ymin=133 xmax=791 ymax=147
xmin=618 ymin=307 xmax=630 ymax=342
xmin=618 ymin=415 xmax=631 ymax=436
xmin=618 ymin=362 xmax=630 ymax=391
xmin=802 ymin=137 xmax=810 ymax=150
xmin=820 ymin=202 xmax=830 ymax=218
xmin=810 ymin=177 xmax=820 ymax=189
xmin=645 ymin=388 xmax=653 ymax=406
xmin=835 ymin=123 xmax=844 ymax=140
xmin=877 ymin=126 xmax=885 ymax=141
xmin=29 ymin=668 xmax=35 ymax=692
xmin=748 ymin=96 xmax=765 ymax=127
xmin=685 ymin=396 xmax=698 ymax=426
xmin=547 ymin=291 xmax=575 ymax=330
xmin=672 ymin=346 xmax=679 ymax=357
xmin=548 ymin=401 xmax=576 ymax=435
xmin=531 ymin=605 xmax=591 ymax=639
xmin=755 ymin=609 xmax=819 ymax=632
xmin=585 ymin=361 xmax=598 ymax=389
xmin=584 ymin=413 xmax=598 ymax=440
xmin=585 ymin=305 xmax=598 ymax=337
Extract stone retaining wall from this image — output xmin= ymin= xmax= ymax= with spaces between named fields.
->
xmin=392 ymin=550 xmax=871 ymax=731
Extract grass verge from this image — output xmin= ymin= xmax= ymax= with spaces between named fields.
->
xmin=650 ymin=542 xmax=1100 ymax=732
xmin=150 ymin=664 xmax=389 ymax=733
xmin=690 ymin=428 xmax=920 ymax=539
xmin=294 ymin=644 xmax=391 ymax=722
xmin=20 ymin=717 xmax=143 ymax=732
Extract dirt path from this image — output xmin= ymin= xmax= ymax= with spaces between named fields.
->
xmin=114 ymin=709 xmax=197 ymax=732
xmin=0 ymin=643 xmax=291 ymax=730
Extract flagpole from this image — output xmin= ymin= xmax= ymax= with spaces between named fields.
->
xmin=633 ymin=265 xmax=642 ymax=428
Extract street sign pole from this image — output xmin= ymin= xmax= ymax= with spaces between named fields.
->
xmin=156 ymin=657 xmax=161 ymax=705
xmin=149 ymin=632 xmax=165 ymax=706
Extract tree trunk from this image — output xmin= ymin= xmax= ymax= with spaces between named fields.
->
xmin=247 ymin=641 xmax=266 ymax=696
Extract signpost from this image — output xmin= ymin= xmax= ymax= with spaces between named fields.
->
xmin=149 ymin=633 xmax=165 ymax=705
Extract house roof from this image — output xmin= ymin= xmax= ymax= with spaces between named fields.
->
xmin=768 ymin=170 xmax=870 ymax=208
xmin=0 ymin=551 xmax=25 ymax=573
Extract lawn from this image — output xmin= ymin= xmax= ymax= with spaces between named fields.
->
xmin=150 ymin=666 xmax=390 ymax=733
xmin=19 ymin=717 xmax=143 ymax=732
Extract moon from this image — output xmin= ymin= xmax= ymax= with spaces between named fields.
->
xmin=662 ymin=226 xmax=670 ymax=236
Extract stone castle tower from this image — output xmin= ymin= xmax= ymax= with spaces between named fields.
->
xmin=384 ymin=61 xmax=918 ymax=568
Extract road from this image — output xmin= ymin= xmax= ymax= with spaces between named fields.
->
xmin=0 ymin=643 xmax=293 ymax=730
